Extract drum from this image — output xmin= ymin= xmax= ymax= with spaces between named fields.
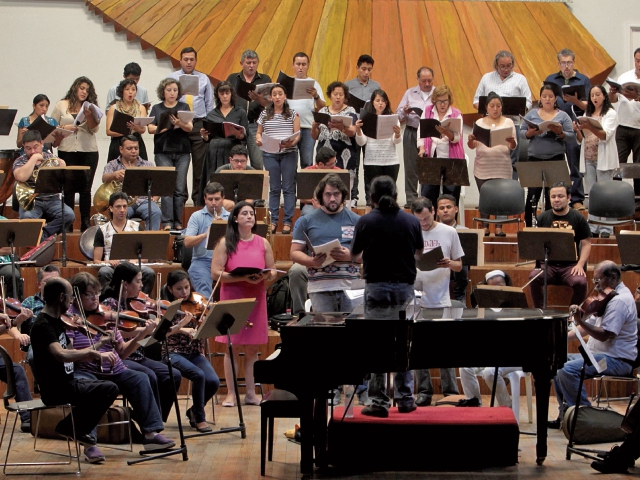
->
xmin=0 ymin=149 xmax=19 ymax=206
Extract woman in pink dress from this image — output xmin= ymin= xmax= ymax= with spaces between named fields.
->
xmin=211 ymin=201 xmax=276 ymax=406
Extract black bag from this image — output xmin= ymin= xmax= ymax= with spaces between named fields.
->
xmin=266 ymin=275 xmax=292 ymax=319
xmin=173 ymin=235 xmax=185 ymax=263
xmin=562 ymin=405 xmax=627 ymax=444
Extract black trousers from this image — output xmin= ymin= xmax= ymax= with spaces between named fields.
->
xmin=524 ymin=154 xmax=565 ymax=227
xmin=616 ymin=125 xmax=640 ymax=194
xmin=189 ymin=120 xmax=208 ymax=206
xmin=124 ymin=357 xmax=182 ymax=422
xmin=363 ymin=164 xmax=399 ymax=204
xmin=57 ymin=151 xmax=99 ymax=226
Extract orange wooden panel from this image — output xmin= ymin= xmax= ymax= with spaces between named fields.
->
xmin=525 ymin=2 xmax=615 ymax=82
xmin=140 ymin=0 xmax=199 ymax=47
xmin=488 ymin=2 xmax=558 ymax=97
xmin=398 ymin=0 xmax=442 ymax=92
xmin=338 ymin=0 xmax=372 ymax=85
xmin=309 ymin=0 xmax=349 ymax=92
xmin=196 ymin=0 xmax=262 ymax=75
xmin=371 ymin=0 xmax=407 ymax=108
xmin=93 ymin=0 xmax=127 ymax=19
xmin=127 ymin=0 xmax=183 ymax=39
xmin=103 ymin=0 xmax=148 ymax=25
xmin=171 ymin=0 xmax=237 ymax=61
xmin=155 ymin=0 xmax=220 ymax=57
xmin=210 ymin=0 xmax=283 ymax=81
xmin=424 ymin=1 xmax=481 ymax=115
xmin=269 ymin=0 xmax=325 ymax=82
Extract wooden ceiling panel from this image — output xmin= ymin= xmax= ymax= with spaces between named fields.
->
xmin=309 ymin=0 xmax=349 ymax=93
xmin=339 ymin=0 xmax=373 ymax=86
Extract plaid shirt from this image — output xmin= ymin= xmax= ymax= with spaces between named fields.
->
xmin=102 ymin=156 xmax=155 ymax=206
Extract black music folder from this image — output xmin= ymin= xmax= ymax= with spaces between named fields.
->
xmin=27 ymin=116 xmax=56 ymax=140
xmin=477 ymin=96 xmax=526 ymax=116
xmin=0 ymin=109 xmax=18 ymax=136
xmin=110 ymin=109 xmax=134 ymax=136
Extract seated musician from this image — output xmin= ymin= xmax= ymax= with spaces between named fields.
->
xmin=212 ymin=145 xmax=263 ymax=211
xmin=101 ymin=135 xmax=161 ymax=231
xmin=100 ymin=262 xmax=182 ymax=421
xmin=161 ymin=270 xmax=219 ymax=432
xmin=528 ymin=181 xmax=590 ymax=308
xmin=550 ymin=261 xmax=638 ymax=429
xmin=184 ymin=182 xmax=229 ymax=298
xmin=93 ymin=191 xmax=155 ymax=295
xmin=66 ymin=272 xmax=176 ymax=451
xmin=461 ymin=270 xmax=523 ymax=408
xmin=12 ymin=130 xmax=75 ymax=237
xmin=29 ymin=277 xmax=119 ymax=463
xmin=21 ymin=265 xmax=60 ymax=361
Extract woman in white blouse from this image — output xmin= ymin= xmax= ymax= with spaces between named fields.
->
xmin=574 ymin=85 xmax=619 ymax=237
xmin=417 ymin=85 xmax=464 ymax=208
xmin=354 ymin=89 xmax=401 ymax=206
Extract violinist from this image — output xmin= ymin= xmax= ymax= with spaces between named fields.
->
xmin=101 ymin=262 xmax=182 ymax=421
xmin=21 ymin=265 xmax=59 ymax=359
xmin=67 ymin=273 xmax=176 ymax=452
xmin=161 ymin=270 xmax=219 ymax=432
xmin=550 ymin=261 xmax=638 ymax=429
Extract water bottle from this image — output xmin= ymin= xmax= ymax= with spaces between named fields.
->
xmin=344 ymin=385 xmax=355 ymax=418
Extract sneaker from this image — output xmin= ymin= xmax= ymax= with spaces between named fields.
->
xmin=591 ymin=458 xmax=630 ymax=474
xmin=572 ymin=202 xmax=586 ymax=211
xmin=361 ymin=405 xmax=389 ymax=418
xmin=415 ymin=393 xmax=432 ymax=407
xmin=601 ymin=232 xmax=611 ymax=238
xmin=143 ymin=433 xmax=176 ymax=451
xmin=547 ymin=418 xmax=561 ymax=429
xmin=84 ymin=445 xmax=106 ymax=464
xmin=397 ymin=403 xmax=417 ymax=414
xmin=20 ymin=422 xmax=31 ymax=433
xmin=328 ymin=389 xmax=341 ymax=406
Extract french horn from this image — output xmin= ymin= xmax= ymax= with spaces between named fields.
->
xmin=15 ymin=156 xmax=60 ymax=211
xmin=93 ymin=180 xmax=137 ymax=215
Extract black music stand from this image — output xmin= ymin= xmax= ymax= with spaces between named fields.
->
xmin=129 ymin=300 xmax=189 ymax=465
xmin=205 ymin=221 xmax=268 ymax=250
xmin=458 ymin=229 xmax=485 ymax=267
xmin=211 ymin=171 xmax=265 ymax=204
xmin=473 ymin=285 xmax=529 ymax=308
xmin=296 ymin=169 xmax=351 ymax=202
xmin=0 ymin=109 xmax=18 ymax=136
xmin=515 ymin=161 xmax=571 ymax=213
xmin=478 ymin=96 xmax=526 ymax=116
xmin=0 ymin=219 xmax=44 ymax=296
xmin=109 ymin=231 xmax=171 ymax=269
xmin=35 ymin=166 xmax=90 ymax=267
xmin=617 ymin=231 xmax=640 ymax=267
xmin=187 ymin=298 xmax=257 ymax=440
xmin=122 ymin=167 xmax=177 ymax=231
xmin=517 ymin=228 xmax=577 ymax=308
xmin=416 ymin=157 xmax=469 ymax=198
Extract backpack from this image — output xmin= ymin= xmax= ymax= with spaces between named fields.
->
xmin=267 ymin=275 xmax=292 ymax=319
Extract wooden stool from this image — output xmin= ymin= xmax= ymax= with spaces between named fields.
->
xmin=260 ymin=389 xmax=300 ymax=476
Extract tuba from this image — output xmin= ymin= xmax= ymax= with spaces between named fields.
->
xmin=15 ymin=156 xmax=60 ymax=211
xmin=92 ymin=180 xmax=136 ymax=215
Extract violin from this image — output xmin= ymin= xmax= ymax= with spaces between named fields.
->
xmin=181 ymin=292 xmax=209 ymax=320
xmin=0 ymin=296 xmax=23 ymax=318
xmin=580 ymin=288 xmax=618 ymax=318
xmin=61 ymin=313 xmax=111 ymax=338
xmin=86 ymin=305 xmax=147 ymax=332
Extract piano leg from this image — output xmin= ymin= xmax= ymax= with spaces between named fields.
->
xmin=313 ymin=396 xmax=328 ymax=470
xmin=533 ymin=371 xmax=552 ymax=465
xmin=299 ymin=396 xmax=315 ymax=476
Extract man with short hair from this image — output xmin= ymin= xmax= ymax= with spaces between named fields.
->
xmin=168 ymin=47 xmax=215 ymax=205
xmin=609 ymin=47 xmax=640 ymax=195
xmin=184 ymin=182 xmax=230 ymax=298
xmin=528 ymin=181 xmax=590 ymax=308
xmin=226 ymin=50 xmax=273 ymax=170
xmin=397 ymin=67 xmax=436 ymax=206
xmin=93 ymin=192 xmax=155 ymax=294
xmin=288 ymin=52 xmax=326 ymax=168
xmin=411 ymin=197 xmax=463 ymax=406
xmin=106 ymin=62 xmax=150 ymax=110
xmin=544 ymin=48 xmax=591 ymax=210
xmin=437 ymin=194 xmax=468 ymax=303
xmin=101 ymin=135 xmax=161 ymax=231
xmin=345 ymin=54 xmax=381 ymax=205
xmin=30 ymin=277 xmax=119 ymax=462
xmin=473 ymin=51 xmax=533 ymax=179
xmin=550 ymin=261 xmax=637 ymax=429
xmin=13 ymin=130 xmax=74 ymax=237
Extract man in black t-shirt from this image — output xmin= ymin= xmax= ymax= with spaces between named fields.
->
xmin=30 ymin=278 xmax=118 ymax=463
xmin=528 ymin=181 xmax=591 ymax=308
xmin=351 ymin=176 xmax=424 ymax=418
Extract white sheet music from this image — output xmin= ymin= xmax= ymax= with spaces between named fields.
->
xmin=74 ymin=102 xmax=104 ymax=125
xmin=176 ymin=111 xmax=196 ymax=128
xmin=133 ymin=116 xmax=155 ymax=127
xmin=571 ymin=323 xmax=607 ymax=373
xmin=291 ymin=78 xmax=315 ymax=100
xmin=375 ymin=114 xmax=399 ymax=139
xmin=259 ymin=133 xmax=282 ymax=154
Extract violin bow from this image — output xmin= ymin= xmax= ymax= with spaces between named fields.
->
xmin=0 ymin=277 xmax=8 ymax=329
xmin=73 ymin=286 xmax=105 ymax=373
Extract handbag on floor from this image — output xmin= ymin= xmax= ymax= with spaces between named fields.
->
xmin=562 ymin=405 xmax=627 ymax=444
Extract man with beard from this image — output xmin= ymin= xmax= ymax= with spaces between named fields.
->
xmin=291 ymin=173 xmax=363 ymax=404
xmin=528 ymin=181 xmax=591 ymax=308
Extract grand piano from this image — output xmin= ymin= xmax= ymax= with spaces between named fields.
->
xmin=254 ymin=305 xmax=568 ymax=475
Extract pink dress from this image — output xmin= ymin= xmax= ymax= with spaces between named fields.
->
xmin=215 ymin=234 xmax=268 ymax=345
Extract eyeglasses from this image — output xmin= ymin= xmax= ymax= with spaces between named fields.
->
xmin=230 ymin=158 xmax=247 ymax=164
xmin=497 ymin=63 xmax=513 ymax=70
xmin=559 ymin=61 xmax=574 ymax=67
xmin=82 ymin=292 xmax=101 ymax=298
xmin=434 ymin=100 xmax=450 ymax=105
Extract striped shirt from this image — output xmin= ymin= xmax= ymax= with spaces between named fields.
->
xmin=257 ymin=109 xmax=299 ymax=153
xmin=473 ymin=117 xmax=517 ymax=180
xmin=473 ymin=71 xmax=532 ymax=111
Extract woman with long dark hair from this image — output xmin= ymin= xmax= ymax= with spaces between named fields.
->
xmin=51 ymin=76 xmax=101 ymax=232
xmin=105 ymin=78 xmax=148 ymax=161
xmin=211 ymin=201 xmax=276 ymax=407
xmin=16 ymin=94 xmax=60 ymax=154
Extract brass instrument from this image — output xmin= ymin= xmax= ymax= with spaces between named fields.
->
xmin=15 ymin=156 xmax=60 ymax=211
xmin=93 ymin=180 xmax=137 ymax=215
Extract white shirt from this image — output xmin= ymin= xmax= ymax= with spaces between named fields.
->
xmin=355 ymin=120 xmax=402 ymax=166
xmin=578 ymin=108 xmax=620 ymax=172
xmin=288 ymin=79 xmax=325 ymax=128
xmin=613 ymin=69 xmax=640 ymax=128
xmin=473 ymin=70 xmax=533 ymax=111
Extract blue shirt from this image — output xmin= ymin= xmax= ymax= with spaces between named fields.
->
xmin=544 ymin=70 xmax=592 ymax=119
xmin=17 ymin=116 xmax=58 ymax=155
xmin=167 ymin=69 xmax=214 ymax=118
xmin=185 ymin=206 xmax=230 ymax=260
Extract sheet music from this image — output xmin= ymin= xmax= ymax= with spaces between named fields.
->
xmin=259 ymin=133 xmax=282 ymax=154
xmin=291 ymin=78 xmax=315 ymax=100
xmin=490 ymin=125 xmax=513 ymax=147
xmin=176 ymin=111 xmax=196 ymax=128
xmin=375 ymin=114 xmax=399 ymax=139
xmin=571 ymin=323 xmax=607 ymax=373
xmin=43 ymin=127 xmax=74 ymax=143
xmin=303 ymin=233 xmax=341 ymax=267
xmin=133 ymin=116 xmax=155 ymax=127
xmin=73 ymin=102 xmax=104 ymax=125
xmin=178 ymin=74 xmax=200 ymax=96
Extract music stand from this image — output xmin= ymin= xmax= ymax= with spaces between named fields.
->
xmin=109 ymin=231 xmax=171 ymax=269
xmin=478 ymin=96 xmax=526 ymax=116
xmin=210 ymin=171 xmax=265 ymax=204
xmin=618 ymin=231 xmax=640 ymax=266
xmin=458 ymin=229 xmax=485 ymax=266
xmin=205 ymin=221 xmax=268 ymax=250
xmin=187 ymin=298 xmax=257 ymax=440
xmin=121 ymin=167 xmax=177 ymax=231
xmin=416 ymin=157 xmax=469 ymax=198
xmin=473 ymin=285 xmax=529 ymax=308
xmin=517 ymin=228 xmax=577 ymax=308
xmin=34 ymin=166 xmax=90 ymax=267
xmin=0 ymin=109 xmax=18 ymax=136
xmin=0 ymin=172 xmax=6 ymax=188
xmin=0 ymin=219 xmax=44 ymax=296
xmin=129 ymin=299 xmax=189 ymax=465
xmin=515 ymin=161 xmax=571 ymax=212
xmin=296 ymin=170 xmax=351 ymax=202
